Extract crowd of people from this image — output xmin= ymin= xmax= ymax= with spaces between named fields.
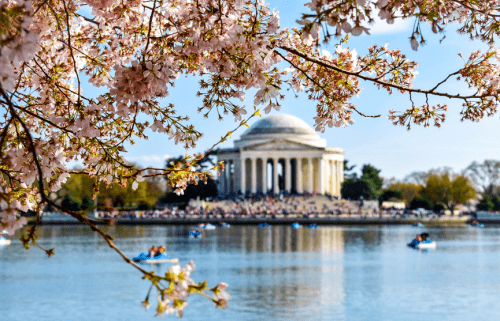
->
xmin=75 ymin=194 xmax=451 ymax=220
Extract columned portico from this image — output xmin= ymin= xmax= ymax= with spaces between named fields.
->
xmin=218 ymin=114 xmax=344 ymax=196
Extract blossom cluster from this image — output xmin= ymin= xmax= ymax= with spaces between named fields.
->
xmin=279 ymin=33 xmax=419 ymax=131
xmin=300 ymin=0 xmax=500 ymax=47
xmin=388 ymin=47 xmax=500 ymax=128
xmin=0 ymin=0 xmax=39 ymax=91
xmin=142 ymin=261 xmax=231 ymax=318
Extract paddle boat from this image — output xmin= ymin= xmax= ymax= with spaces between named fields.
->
xmin=133 ymin=248 xmax=178 ymax=264
xmin=291 ymin=222 xmax=300 ymax=229
xmin=413 ymin=222 xmax=424 ymax=227
xmin=415 ymin=240 xmax=437 ymax=249
xmin=189 ymin=230 xmax=202 ymax=238
xmin=218 ymin=222 xmax=230 ymax=228
xmin=204 ymin=223 xmax=216 ymax=230
xmin=471 ymin=220 xmax=485 ymax=228
xmin=259 ymin=223 xmax=270 ymax=228
xmin=308 ymin=224 xmax=318 ymax=229
xmin=408 ymin=232 xmax=436 ymax=249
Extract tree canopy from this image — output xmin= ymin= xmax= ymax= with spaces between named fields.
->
xmin=341 ymin=163 xmax=382 ymax=200
xmin=464 ymin=160 xmax=500 ymax=198
xmin=422 ymin=173 xmax=476 ymax=212
xmin=2 ymin=0 xmax=500 ymax=317
xmin=387 ymin=182 xmax=423 ymax=205
xmin=56 ymin=172 xmax=162 ymax=212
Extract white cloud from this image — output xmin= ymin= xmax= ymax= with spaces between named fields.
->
xmin=367 ymin=16 xmax=412 ymax=35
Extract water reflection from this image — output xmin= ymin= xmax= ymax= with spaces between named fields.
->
xmin=233 ymin=225 xmax=346 ymax=254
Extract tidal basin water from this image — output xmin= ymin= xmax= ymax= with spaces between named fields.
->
xmin=2 ymin=224 xmax=500 ymax=321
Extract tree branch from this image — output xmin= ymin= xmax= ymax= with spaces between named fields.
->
xmin=278 ymin=44 xmax=492 ymax=101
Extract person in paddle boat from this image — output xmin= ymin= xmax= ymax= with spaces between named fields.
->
xmin=471 ymin=220 xmax=484 ymax=227
xmin=148 ymin=246 xmax=158 ymax=258
xmin=156 ymin=246 xmax=166 ymax=257
xmin=133 ymin=245 xmax=172 ymax=262
xmin=420 ymin=233 xmax=433 ymax=244
xmin=408 ymin=234 xmax=423 ymax=247
xmin=147 ymin=245 xmax=166 ymax=258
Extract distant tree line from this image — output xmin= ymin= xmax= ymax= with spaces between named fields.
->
xmin=465 ymin=160 xmax=500 ymax=211
xmin=341 ymin=161 xmax=477 ymax=212
xmin=54 ymin=171 xmax=163 ymax=212
xmin=341 ymin=163 xmax=383 ymax=201
xmin=53 ymin=151 xmax=221 ymax=213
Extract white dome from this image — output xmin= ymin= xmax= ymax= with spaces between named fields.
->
xmin=241 ymin=114 xmax=318 ymax=136
xmin=234 ymin=114 xmax=326 ymax=149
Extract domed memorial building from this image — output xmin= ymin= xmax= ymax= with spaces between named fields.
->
xmin=218 ymin=114 xmax=344 ymax=196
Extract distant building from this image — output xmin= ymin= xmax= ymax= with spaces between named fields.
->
xmin=218 ymin=114 xmax=344 ymax=196
xmin=381 ymin=201 xmax=406 ymax=210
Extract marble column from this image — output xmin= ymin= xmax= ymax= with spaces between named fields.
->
xmin=329 ymin=160 xmax=334 ymax=195
xmin=240 ymin=157 xmax=246 ymax=194
xmin=334 ymin=160 xmax=339 ymax=196
xmin=227 ymin=160 xmax=232 ymax=193
xmin=331 ymin=160 xmax=336 ymax=196
xmin=338 ymin=160 xmax=343 ymax=194
xmin=224 ymin=160 xmax=228 ymax=194
xmin=308 ymin=158 xmax=314 ymax=193
xmin=251 ymin=157 xmax=257 ymax=194
xmin=318 ymin=158 xmax=325 ymax=194
xmin=296 ymin=158 xmax=303 ymax=194
xmin=262 ymin=158 xmax=267 ymax=194
xmin=273 ymin=157 xmax=279 ymax=195
xmin=285 ymin=157 xmax=292 ymax=193
xmin=231 ymin=160 xmax=235 ymax=193
xmin=224 ymin=158 xmax=228 ymax=194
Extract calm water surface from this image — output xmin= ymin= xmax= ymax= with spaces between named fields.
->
xmin=1 ymin=224 xmax=500 ymax=320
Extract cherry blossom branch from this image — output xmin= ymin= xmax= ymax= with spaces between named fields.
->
xmin=61 ymin=0 xmax=81 ymax=107
xmin=21 ymin=209 xmax=55 ymax=256
xmin=9 ymin=102 xmax=77 ymax=134
xmin=34 ymin=0 xmax=49 ymax=15
xmin=279 ymin=44 xmax=493 ymax=100
xmin=0 ymin=83 xmax=151 ymax=275
xmin=429 ymin=71 xmax=461 ymax=92
xmin=31 ymin=57 xmax=92 ymax=103
xmin=0 ymin=117 xmax=13 ymax=152
xmin=0 ymin=87 xmax=46 ymax=193
xmin=275 ymin=49 xmax=381 ymax=118
xmin=143 ymin=0 xmax=157 ymax=61
xmin=451 ymin=0 xmax=500 ymax=18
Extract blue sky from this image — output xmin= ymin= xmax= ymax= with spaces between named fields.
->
xmin=102 ymin=0 xmax=499 ymax=180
